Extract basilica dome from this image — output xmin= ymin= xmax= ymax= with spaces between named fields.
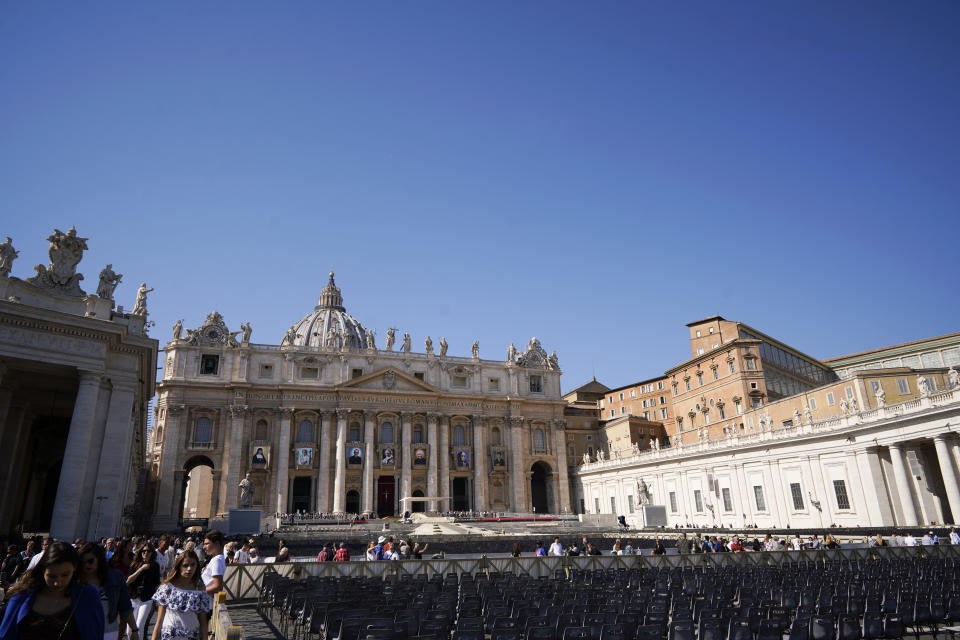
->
xmin=282 ymin=273 xmax=368 ymax=349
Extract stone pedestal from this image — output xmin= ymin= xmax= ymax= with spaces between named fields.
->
xmin=229 ymin=508 xmax=262 ymax=535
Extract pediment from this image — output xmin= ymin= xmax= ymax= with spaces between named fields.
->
xmin=340 ymin=367 xmax=439 ymax=393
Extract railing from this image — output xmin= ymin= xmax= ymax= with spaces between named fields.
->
xmin=222 ymin=544 xmax=960 ymax=601
xmin=211 ymin=592 xmax=244 ymax=639
xmin=577 ymin=388 xmax=960 ymax=473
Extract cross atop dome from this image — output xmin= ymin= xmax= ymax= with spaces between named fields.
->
xmin=318 ymin=270 xmax=344 ymax=311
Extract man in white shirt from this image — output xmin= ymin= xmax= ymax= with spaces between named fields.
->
xmin=950 ymin=528 xmax=960 ymax=545
xmin=791 ymin=535 xmax=803 ymax=551
xmin=922 ymin=532 xmax=935 ymax=546
xmin=201 ymin=530 xmax=226 ymax=594
xmin=548 ymin=537 xmax=564 ymax=556
xmin=903 ymin=532 xmax=917 ymax=547
xmin=26 ymin=537 xmax=52 ymax=571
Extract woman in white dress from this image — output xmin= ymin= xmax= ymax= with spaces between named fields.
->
xmin=150 ymin=551 xmax=212 ymax=640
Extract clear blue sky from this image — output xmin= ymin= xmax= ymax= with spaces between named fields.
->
xmin=2 ymin=2 xmax=958 ymax=392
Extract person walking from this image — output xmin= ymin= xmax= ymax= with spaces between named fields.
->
xmin=0 ymin=541 xmax=104 ymax=640
xmin=200 ymin=531 xmax=225 ymax=596
xmin=77 ymin=541 xmax=137 ymax=640
xmin=333 ymin=543 xmax=350 ymax=561
xmin=127 ymin=542 xmax=161 ymax=639
xmin=150 ymin=551 xmax=212 ymax=640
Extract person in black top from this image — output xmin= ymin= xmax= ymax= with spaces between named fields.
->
xmin=127 ymin=542 xmax=161 ymax=638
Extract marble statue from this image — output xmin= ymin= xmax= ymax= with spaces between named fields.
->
xmin=472 ymin=340 xmax=479 ymax=358
xmin=793 ymin=408 xmax=801 ymax=425
xmin=0 ymin=237 xmax=18 ymax=276
xmin=949 ymin=367 xmax=960 ymax=389
xmin=840 ymin=398 xmax=848 ymax=415
xmin=653 ymin=438 xmax=659 ymax=451
xmin=636 ymin=478 xmax=650 ymax=505
xmin=875 ymin=385 xmax=886 ymax=407
xmin=549 ymin=350 xmax=559 ymax=369
xmin=131 ymin=283 xmax=153 ymax=316
xmin=27 ymin=227 xmax=89 ymax=296
xmin=402 ymin=332 xmax=412 ymax=353
xmin=95 ymin=264 xmax=122 ymax=300
xmin=507 ymin=342 xmax=517 ymax=362
xmin=425 ymin=336 xmax=434 ymax=355
xmin=326 ymin=328 xmax=338 ymax=349
xmin=850 ymin=397 xmax=859 ymax=412
xmin=439 ymin=337 xmax=448 ymax=357
xmin=240 ymin=322 xmax=252 ymax=344
xmin=365 ymin=329 xmax=376 ymax=350
xmin=803 ymin=406 xmax=813 ymax=423
xmin=631 ymin=442 xmax=640 ymax=455
xmin=238 ymin=473 xmax=255 ymax=508
xmin=284 ymin=325 xmax=297 ymax=344
xmin=172 ymin=319 xmax=183 ymax=340
xmin=597 ymin=448 xmax=605 ymax=461
xmin=385 ymin=328 xmax=396 ymax=351
xmin=918 ymin=375 xmax=930 ymax=396
xmin=582 ymin=452 xmax=591 ymax=465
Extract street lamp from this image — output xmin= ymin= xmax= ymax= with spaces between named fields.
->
xmin=94 ymin=496 xmax=108 ymax=538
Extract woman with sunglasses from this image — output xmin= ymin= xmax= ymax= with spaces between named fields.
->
xmin=76 ymin=542 xmax=137 ymax=640
xmin=0 ymin=541 xmax=104 ymax=640
xmin=126 ymin=543 xmax=161 ymax=639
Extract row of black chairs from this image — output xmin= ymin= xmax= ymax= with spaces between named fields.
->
xmin=257 ymin=557 xmax=960 ymax=640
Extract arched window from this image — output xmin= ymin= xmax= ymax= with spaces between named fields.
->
xmin=491 ymin=427 xmax=502 ymax=445
xmin=453 ymin=425 xmax=466 ymax=446
xmin=194 ymin=417 xmax=212 ymax=443
xmin=297 ymin=420 xmax=313 ymax=443
xmin=381 ymin=422 xmax=394 ymax=443
xmin=155 ymin=426 xmax=163 ymax=443
xmin=255 ymin=419 xmax=268 ymax=441
xmin=533 ymin=428 xmax=546 ymax=451
xmin=349 ymin=422 xmax=361 ymax=442
xmin=413 ymin=427 xmax=423 ymax=443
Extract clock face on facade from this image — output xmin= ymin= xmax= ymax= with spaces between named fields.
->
xmin=207 ymin=328 xmax=223 ymax=341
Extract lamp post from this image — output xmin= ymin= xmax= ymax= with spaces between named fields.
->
xmin=94 ymin=496 xmax=108 ymax=539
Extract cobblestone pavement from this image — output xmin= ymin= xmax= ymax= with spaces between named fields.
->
xmin=144 ymin=602 xmax=284 ymax=640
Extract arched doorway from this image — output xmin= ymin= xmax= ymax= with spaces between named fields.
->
xmin=345 ymin=490 xmax=361 ymax=514
xmin=412 ymin=490 xmax=425 ymax=512
xmin=180 ymin=456 xmax=215 ymax=525
xmin=530 ymin=462 xmax=554 ymax=514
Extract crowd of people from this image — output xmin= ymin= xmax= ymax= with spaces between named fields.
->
xmin=0 ymin=530 xmax=235 ymax=640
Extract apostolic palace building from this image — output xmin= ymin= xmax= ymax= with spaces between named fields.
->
xmin=149 ymin=273 xmax=568 ymax=530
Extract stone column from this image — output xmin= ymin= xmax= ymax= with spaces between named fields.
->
xmin=889 ymin=442 xmax=920 ymax=526
xmin=439 ymin=415 xmax=450 ymax=509
xmin=223 ymin=405 xmax=248 ymax=510
xmin=362 ymin=411 xmax=376 ymax=515
xmin=318 ymin=411 xmax=333 ymax=512
xmin=472 ymin=415 xmax=487 ymax=512
xmin=332 ymin=409 xmax=349 ymax=512
xmin=552 ymin=419 xmax=571 ymax=514
xmin=400 ymin=412 xmax=412 ymax=508
xmin=275 ymin=408 xmax=293 ymax=514
xmin=427 ymin=414 xmax=439 ymax=510
xmin=510 ymin=416 xmax=527 ymax=512
xmin=90 ymin=379 xmax=138 ymax=538
xmin=51 ymin=370 xmax=103 ymax=540
xmin=934 ymin=435 xmax=960 ymax=524
xmin=153 ymin=405 xmax=185 ymax=528
xmin=0 ymin=403 xmax=29 ymax=527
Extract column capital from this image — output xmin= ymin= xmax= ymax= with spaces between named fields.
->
xmin=889 ymin=441 xmax=905 ymax=451
xmin=400 ymin=412 xmax=413 ymax=423
xmin=509 ymin=416 xmax=525 ymax=427
xmin=109 ymin=378 xmax=138 ymax=394
xmin=165 ymin=404 xmax=186 ymax=415
xmin=933 ymin=434 xmax=951 ymax=444
xmin=276 ymin=407 xmax=295 ymax=417
xmin=426 ymin=412 xmax=439 ymax=423
xmin=229 ymin=405 xmax=248 ymax=418
xmin=552 ymin=418 xmax=567 ymax=430
xmin=77 ymin=369 xmax=103 ymax=385
xmin=336 ymin=408 xmax=352 ymax=419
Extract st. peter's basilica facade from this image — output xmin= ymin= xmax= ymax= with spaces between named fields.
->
xmin=149 ymin=274 xmax=569 ymax=529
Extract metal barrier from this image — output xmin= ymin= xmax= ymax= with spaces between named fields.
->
xmin=211 ymin=591 xmax=244 ymax=639
xmin=222 ymin=544 xmax=960 ymax=601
